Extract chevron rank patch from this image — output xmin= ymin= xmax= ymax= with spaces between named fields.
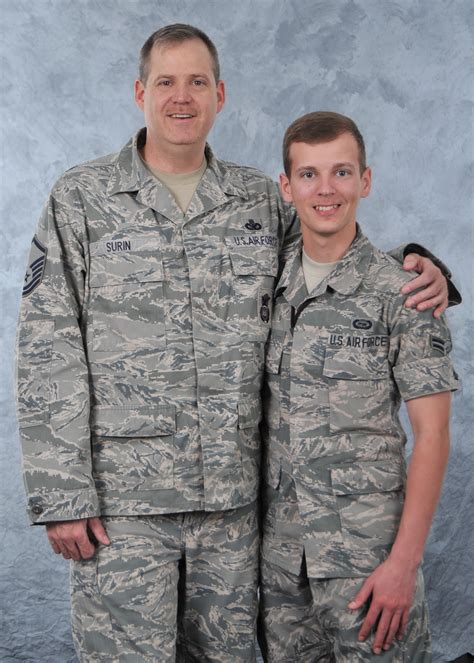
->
xmin=22 ymin=236 xmax=47 ymax=297
xmin=430 ymin=334 xmax=451 ymax=356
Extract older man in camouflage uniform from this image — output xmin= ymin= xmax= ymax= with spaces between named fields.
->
xmin=16 ymin=24 xmax=453 ymax=663
xmin=259 ymin=112 xmax=459 ymax=662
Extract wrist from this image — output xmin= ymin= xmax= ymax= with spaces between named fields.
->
xmin=387 ymin=545 xmax=423 ymax=571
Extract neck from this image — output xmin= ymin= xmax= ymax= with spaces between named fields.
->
xmin=302 ymin=224 xmax=357 ymax=263
xmin=141 ymin=136 xmax=206 ymax=174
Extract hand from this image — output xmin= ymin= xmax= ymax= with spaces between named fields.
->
xmin=46 ymin=517 xmax=110 ymax=561
xmin=348 ymin=558 xmax=417 ymax=655
xmin=401 ymin=253 xmax=448 ymax=318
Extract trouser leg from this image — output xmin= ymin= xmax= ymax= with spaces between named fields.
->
xmin=308 ymin=570 xmax=432 ymax=662
xmin=258 ymin=555 xmax=334 ymax=662
xmin=70 ymin=515 xmax=181 ymax=663
xmin=177 ymin=502 xmax=260 ymax=663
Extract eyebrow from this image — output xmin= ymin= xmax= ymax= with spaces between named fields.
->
xmin=153 ymin=72 xmax=211 ymax=81
xmin=295 ymin=162 xmax=356 ymax=172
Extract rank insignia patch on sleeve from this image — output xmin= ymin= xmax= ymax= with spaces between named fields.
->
xmin=22 ymin=236 xmax=47 ymax=297
xmin=430 ymin=335 xmax=451 ymax=356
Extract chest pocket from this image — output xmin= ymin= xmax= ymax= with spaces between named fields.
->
xmin=225 ymin=236 xmax=278 ymax=342
xmin=88 ymin=237 xmax=166 ymax=353
xmin=323 ymin=343 xmax=392 ymax=434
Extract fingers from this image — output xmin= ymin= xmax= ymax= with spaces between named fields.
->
xmin=397 ymin=608 xmax=410 ymax=641
xmin=88 ymin=517 xmax=111 ymax=546
xmin=401 ymin=255 xmax=449 ymax=315
xmin=402 ymin=253 xmax=420 ymax=273
xmin=358 ymin=600 xmax=381 ymax=645
xmin=382 ymin=610 xmax=403 ymax=652
xmin=46 ymin=519 xmax=97 ymax=561
xmin=371 ymin=607 xmax=395 ymax=655
xmin=348 ymin=577 xmax=373 ymax=611
xmin=402 ymin=280 xmax=448 ymax=317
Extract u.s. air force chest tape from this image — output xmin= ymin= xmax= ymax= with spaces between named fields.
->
xmin=22 ymin=236 xmax=47 ymax=297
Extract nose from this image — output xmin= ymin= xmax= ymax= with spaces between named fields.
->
xmin=171 ymin=82 xmax=192 ymax=104
xmin=316 ymin=175 xmax=336 ymax=196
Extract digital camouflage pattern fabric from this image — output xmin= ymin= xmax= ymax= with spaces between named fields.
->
xmin=260 ymin=228 xmax=458 ymax=661
xmin=16 ymin=128 xmax=298 ymax=524
xmin=261 ymin=228 xmax=459 ymax=580
xmin=71 ymin=504 xmax=259 ymax=663
xmin=259 ymin=559 xmax=432 ymax=662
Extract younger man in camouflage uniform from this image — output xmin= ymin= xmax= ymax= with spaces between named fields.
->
xmin=16 ymin=25 xmax=453 ymax=663
xmin=259 ymin=112 xmax=459 ymax=662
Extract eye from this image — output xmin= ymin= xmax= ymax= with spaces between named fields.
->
xmin=336 ymin=169 xmax=350 ymax=177
xmin=193 ymin=79 xmax=206 ymax=86
xmin=157 ymin=79 xmax=172 ymax=87
xmin=301 ymin=171 xmax=315 ymax=179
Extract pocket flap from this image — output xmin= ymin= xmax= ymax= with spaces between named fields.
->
xmin=89 ymin=237 xmax=164 ymax=287
xmin=323 ymin=345 xmax=389 ymax=380
xmin=225 ymin=237 xmax=278 ymax=277
xmin=330 ymin=459 xmax=405 ymax=495
xmin=91 ymin=405 xmax=176 ymax=437
xmin=238 ymin=398 xmax=262 ymax=429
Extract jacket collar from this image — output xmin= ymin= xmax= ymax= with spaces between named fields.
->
xmin=107 ymin=128 xmax=249 ymax=223
xmin=277 ymin=226 xmax=374 ymax=310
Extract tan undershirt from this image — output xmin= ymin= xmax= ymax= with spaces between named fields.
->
xmin=143 ymin=157 xmax=207 ymax=213
xmin=302 ymin=248 xmax=338 ymax=292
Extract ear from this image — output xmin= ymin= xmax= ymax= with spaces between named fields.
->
xmin=279 ymin=172 xmax=293 ymax=203
xmin=216 ymin=80 xmax=226 ymax=114
xmin=360 ymin=166 xmax=372 ymax=198
xmin=134 ymin=79 xmax=145 ymax=112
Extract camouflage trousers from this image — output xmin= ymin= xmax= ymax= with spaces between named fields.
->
xmin=258 ymin=556 xmax=431 ymax=662
xmin=70 ymin=502 xmax=259 ymax=662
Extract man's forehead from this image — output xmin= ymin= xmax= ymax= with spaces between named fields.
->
xmin=149 ymin=39 xmax=213 ymax=66
xmin=290 ymin=135 xmax=360 ymax=164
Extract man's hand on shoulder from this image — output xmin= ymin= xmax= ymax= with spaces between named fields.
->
xmin=401 ymin=253 xmax=448 ymax=318
xmin=46 ymin=517 xmax=110 ymax=561
xmin=348 ymin=557 xmax=418 ymax=654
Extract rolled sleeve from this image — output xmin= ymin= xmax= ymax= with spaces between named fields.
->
xmin=393 ymin=356 xmax=459 ymax=401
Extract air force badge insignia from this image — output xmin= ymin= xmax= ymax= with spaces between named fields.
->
xmin=22 ymin=236 xmax=47 ymax=297
xmin=260 ymin=293 xmax=271 ymax=324
xmin=245 ymin=219 xmax=262 ymax=231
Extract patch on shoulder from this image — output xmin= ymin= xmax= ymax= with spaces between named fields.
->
xmin=430 ymin=335 xmax=451 ymax=356
xmin=22 ymin=236 xmax=47 ymax=297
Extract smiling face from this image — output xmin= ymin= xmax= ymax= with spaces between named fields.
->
xmin=280 ymin=132 xmax=372 ymax=259
xmin=134 ymin=38 xmax=225 ymax=169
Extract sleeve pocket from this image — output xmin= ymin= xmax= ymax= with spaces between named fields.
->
xmin=16 ymin=320 xmax=54 ymax=427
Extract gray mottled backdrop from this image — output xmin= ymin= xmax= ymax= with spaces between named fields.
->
xmin=1 ymin=1 xmax=472 ymax=661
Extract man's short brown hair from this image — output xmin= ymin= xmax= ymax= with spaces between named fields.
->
xmin=139 ymin=24 xmax=220 ymax=84
xmin=283 ymin=111 xmax=367 ymax=176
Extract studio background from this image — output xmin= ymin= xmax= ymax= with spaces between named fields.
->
xmin=0 ymin=1 xmax=472 ymax=661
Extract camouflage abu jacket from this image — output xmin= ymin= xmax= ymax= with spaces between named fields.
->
xmin=262 ymin=228 xmax=459 ymax=579
xmin=16 ymin=129 xmax=295 ymax=523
